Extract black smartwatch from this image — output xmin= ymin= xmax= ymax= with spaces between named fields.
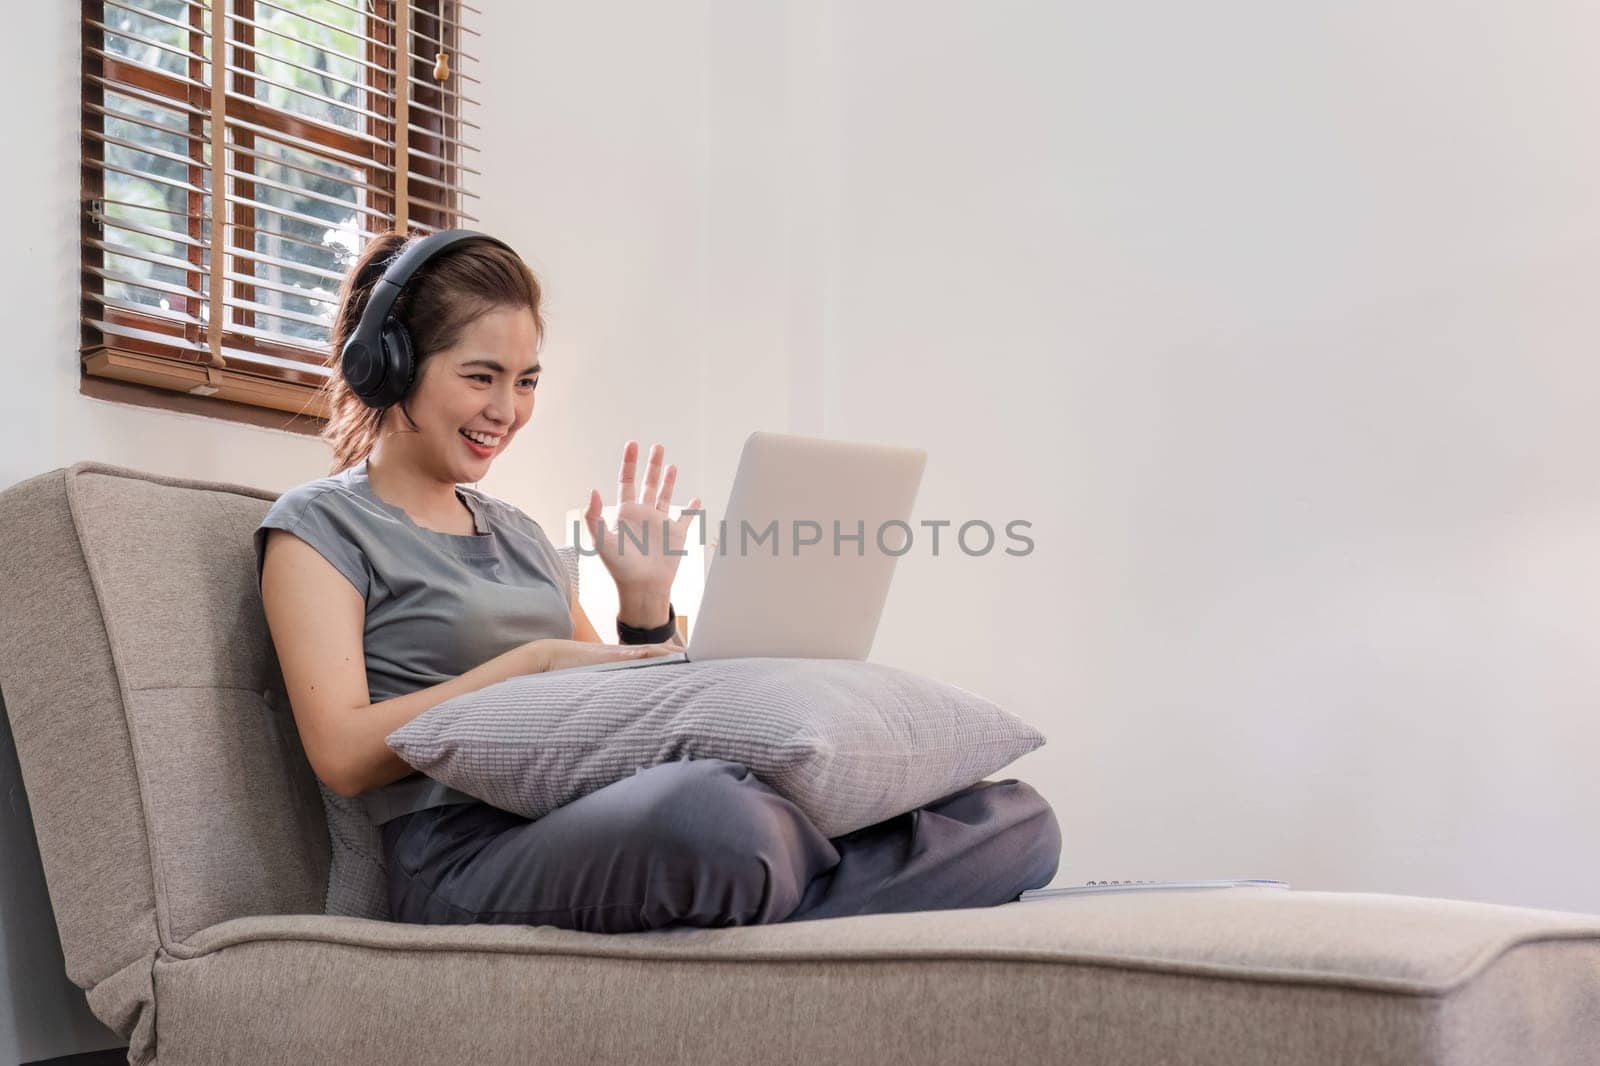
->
xmin=617 ymin=603 xmax=676 ymax=645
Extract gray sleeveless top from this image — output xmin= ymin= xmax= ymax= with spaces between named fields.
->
xmin=253 ymin=456 xmax=575 ymax=825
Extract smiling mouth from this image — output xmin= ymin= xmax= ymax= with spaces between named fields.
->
xmin=459 ymin=430 xmax=500 ymax=455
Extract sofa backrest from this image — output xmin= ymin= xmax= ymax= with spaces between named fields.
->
xmin=0 ymin=461 xmax=581 ymax=995
xmin=0 ymin=462 xmax=328 ymax=992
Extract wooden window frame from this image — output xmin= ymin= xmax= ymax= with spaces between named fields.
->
xmin=79 ymin=0 xmax=477 ymax=436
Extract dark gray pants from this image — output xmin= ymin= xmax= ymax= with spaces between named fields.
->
xmin=381 ymin=757 xmax=1061 ymax=933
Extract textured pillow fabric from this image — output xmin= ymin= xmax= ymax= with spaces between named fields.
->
xmin=261 ymin=684 xmax=391 ymax=919
xmin=385 ymin=658 xmax=1046 ymax=838
xmin=317 ymin=781 xmax=393 ymax=919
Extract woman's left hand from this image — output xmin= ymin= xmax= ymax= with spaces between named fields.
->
xmin=583 ymin=440 xmax=702 ymax=625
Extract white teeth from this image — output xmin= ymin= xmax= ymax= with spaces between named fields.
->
xmin=461 ymin=430 xmax=500 ymax=447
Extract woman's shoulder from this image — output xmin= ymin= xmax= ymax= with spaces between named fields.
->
xmin=259 ymin=470 xmax=367 ymax=528
xmin=254 ymin=471 xmax=374 ymax=599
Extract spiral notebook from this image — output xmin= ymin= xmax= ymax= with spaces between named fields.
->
xmin=1018 ymin=879 xmax=1290 ymax=900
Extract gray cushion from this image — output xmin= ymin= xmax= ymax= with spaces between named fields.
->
xmin=317 ymin=780 xmax=393 ymax=920
xmin=385 ymin=657 xmax=1046 ymax=837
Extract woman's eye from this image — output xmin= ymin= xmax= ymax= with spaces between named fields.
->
xmin=468 ymin=374 xmax=538 ymax=388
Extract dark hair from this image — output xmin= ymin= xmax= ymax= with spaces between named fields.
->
xmin=316 ymin=229 xmax=546 ymax=476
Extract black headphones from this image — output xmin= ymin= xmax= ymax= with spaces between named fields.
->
xmin=340 ymin=228 xmax=516 ymax=409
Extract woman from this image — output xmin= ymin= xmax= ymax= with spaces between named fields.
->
xmin=256 ymin=229 xmax=1061 ymax=934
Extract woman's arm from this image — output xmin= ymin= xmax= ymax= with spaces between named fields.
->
xmin=568 ymin=586 xmax=683 ymax=648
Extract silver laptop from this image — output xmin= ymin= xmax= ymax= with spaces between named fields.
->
xmin=551 ymin=430 xmax=926 ymax=675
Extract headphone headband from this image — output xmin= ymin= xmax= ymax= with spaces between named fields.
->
xmin=340 ymin=228 xmax=517 ymax=408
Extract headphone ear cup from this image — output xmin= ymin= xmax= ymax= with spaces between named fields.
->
xmin=378 ymin=317 xmax=417 ymax=405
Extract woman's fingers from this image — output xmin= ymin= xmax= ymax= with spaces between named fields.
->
xmin=583 ymin=489 xmax=603 ymax=542
xmin=617 ymin=440 xmax=687 ymax=518
xmin=640 ymin=443 xmax=665 ymax=505
xmin=675 ymin=496 xmax=703 ymax=530
xmin=616 ymin=440 xmax=639 ymax=504
xmin=655 ymin=463 xmax=676 ymax=511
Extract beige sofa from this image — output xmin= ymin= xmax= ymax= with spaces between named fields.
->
xmin=3 ymin=460 xmax=1599 ymax=1065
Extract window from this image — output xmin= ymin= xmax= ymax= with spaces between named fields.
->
xmin=80 ymin=0 xmax=479 ymax=432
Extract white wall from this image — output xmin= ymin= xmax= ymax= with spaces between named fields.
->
xmin=470 ymin=2 xmax=710 ymax=549
xmin=698 ymin=0 xmax=1600 ymax=913
xmin=488 ymin=0 xmax=1600 ymax=916
xmin=5 ymin=0 xmax=1600 ymax=1058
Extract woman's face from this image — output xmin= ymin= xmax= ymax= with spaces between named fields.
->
xmin=390 ymin=304 xmax=542 ymax=480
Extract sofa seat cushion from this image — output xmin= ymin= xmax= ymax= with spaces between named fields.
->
xmin=147 ymin=889 xmax=1600 ymax=1066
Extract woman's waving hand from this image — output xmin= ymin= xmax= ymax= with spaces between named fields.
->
xmin=582 ymin=440 xmax=702 ymax=629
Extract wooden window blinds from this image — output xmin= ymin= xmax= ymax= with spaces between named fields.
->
xmin=80 ymin=0 xmax=479 ymax=429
